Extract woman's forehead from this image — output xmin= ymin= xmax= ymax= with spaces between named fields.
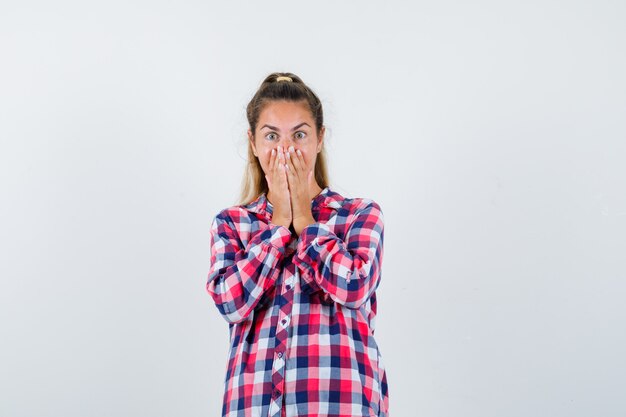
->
xmin=259 ymin=100 xmax=313 ymax=122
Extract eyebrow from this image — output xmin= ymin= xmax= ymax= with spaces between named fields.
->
xmin=260 ymin=122 xmax=311 ymax=131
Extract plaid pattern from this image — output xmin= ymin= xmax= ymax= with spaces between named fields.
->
xmin=206 ymin=186 xmax=389 ymax=417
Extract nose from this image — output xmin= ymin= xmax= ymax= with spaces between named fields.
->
xmin=277 ymin=139 xmax=296 ymax=151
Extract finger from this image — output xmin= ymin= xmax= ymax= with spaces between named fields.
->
xmin=285 ymin=151 xmax=297 ymax=186
xmin=267 ymin=148 xmax=276 ymax=185
xmin=270 ymin=147 xmax=278 ymax=179
xmin=275 ymin=146 xmax=282 ymax=170
xmin=280 ymin=147 xmax=289 ymax=182
xmin=280 ymin=163 xmax=290 ymax=191
xmin=287 ymin=146 xmax=303 ymax=176
xmin=284 ymin=148 xmax=295 ymax=177
xmin=286 ymin=149 xmax=302 ymax=182
xmin=294 ymin=148 xmax=306 ymax=173
xmin=275 ymin=146 xmax=285 ymax=182
xmin=269 ymin=147 xmax=276 ymax=167
xmin=284 ymin=157 xmax=293 ymax=182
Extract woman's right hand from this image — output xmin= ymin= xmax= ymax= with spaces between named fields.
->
xmin=266 ymin=146 xmax=292 ymax=229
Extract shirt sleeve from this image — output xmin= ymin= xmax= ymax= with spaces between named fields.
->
xmin=292 ymin=200 xmax=384 ymax=310
xmin=206 ymin=210 xmax=292 ymax=324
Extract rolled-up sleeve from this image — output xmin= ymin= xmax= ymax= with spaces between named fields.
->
xmin=206 ymin=210 xmax=292 ymax=324
xmin=292 ymin=200 xmax=384 ymax=310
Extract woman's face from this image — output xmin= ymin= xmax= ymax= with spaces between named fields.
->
xmin=248 ymin=100 xmax=325 ymax=178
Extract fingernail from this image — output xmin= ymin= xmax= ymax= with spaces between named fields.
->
xmin=289 ymin=146 xmax=294 ymax=152
xmin=271 ymin=149 xmax=276 ymax=155
xmin=286 ymin=151 xmax=290 ymax=158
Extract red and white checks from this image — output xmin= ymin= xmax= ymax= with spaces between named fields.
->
xmin=206 ymin=186 xmax=389 ymax=417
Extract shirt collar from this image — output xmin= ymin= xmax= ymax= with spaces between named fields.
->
xmin=243 ymin=185 xmax=343 ymax=216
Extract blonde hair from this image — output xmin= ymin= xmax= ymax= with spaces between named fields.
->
xmin=237 ymin=72 xmax=330 ymax=206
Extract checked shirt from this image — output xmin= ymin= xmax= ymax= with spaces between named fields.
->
xmin=206 ymin=185 xmax=389 ymax=417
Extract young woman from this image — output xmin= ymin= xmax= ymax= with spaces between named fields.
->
xmin=206 ymin=72 xmax=389 ymax=417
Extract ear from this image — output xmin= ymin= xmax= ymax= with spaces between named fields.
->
xmin=316 ymin=126 xmax=325 ymax=153
xmin=248 ymin=129 xmax=258 ymax=157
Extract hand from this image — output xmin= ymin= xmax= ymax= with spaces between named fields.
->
xmin=265 ymin=146 xmax=292 ymax=229
xmin=284 ymin=145 xmax=316 ymax=235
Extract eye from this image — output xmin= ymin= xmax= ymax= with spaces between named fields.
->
xmin=265 ymin=132 xmax=277 ymax=141
xmin=295 ymin=131 xmax=306 ymax=139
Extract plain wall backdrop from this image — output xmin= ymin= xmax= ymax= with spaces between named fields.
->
xmin=1 ymin=1 xmax=625 ymax=416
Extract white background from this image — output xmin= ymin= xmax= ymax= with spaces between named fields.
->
xmin=1 ymin=1 xmax=625 ymax=416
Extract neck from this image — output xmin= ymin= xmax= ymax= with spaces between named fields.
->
xmin=310 ymin=183 xmax=324 ymax=200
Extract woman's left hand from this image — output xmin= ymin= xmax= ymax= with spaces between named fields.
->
xmin=285 ymin=146 xmax=316 ymax=235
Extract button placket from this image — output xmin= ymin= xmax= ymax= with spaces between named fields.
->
xmin=269 ymin=398 xmax=281 ymax=417
xmin=271 ymin=266 xmax=295 ymax=417
xmin=273 ymin=357 xmax=284 ymax=370
xmin=284 ymin=275 xmax=295 ymax=291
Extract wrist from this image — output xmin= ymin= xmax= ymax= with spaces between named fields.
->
xmin=293 ymin=215 xmax=316 ymax=235
xmin=271 ymin=217 xmax=291 ymax=229
xmin=293 ymin=214 xmax=315 ymax=224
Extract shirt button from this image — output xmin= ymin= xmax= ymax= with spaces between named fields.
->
xmin=273 ymin=388 xmax=281 ymax=398
xmin=277 ymin=351 xmax=283 ymax=358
